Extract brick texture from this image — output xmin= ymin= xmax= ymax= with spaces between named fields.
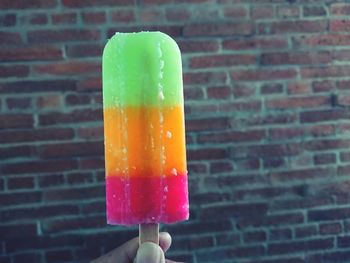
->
xmin=1 ymin=1 xmax=350 ymax=263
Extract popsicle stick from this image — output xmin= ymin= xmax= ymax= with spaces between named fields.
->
xmin=139 ymin=223 xmax=159 ymax=245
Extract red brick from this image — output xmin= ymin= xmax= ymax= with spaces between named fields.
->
xmin=0 ymin=128 xmax=74 ymax=143
xmin=39 ymin=108 xmax=102 ymax=126
xmin=185 ymin=88 xmax=204 ymax=101
xmin=338 ymin=236 xmax=350 ymax=248
xmin=287 ymin=82 xmax=310 ymax=94
xmin=336 ymin=94 xmax=350 ymax=106
xmin=187 ymin=162 xmax=207 ymax=174
xmin=268 ymin=238 xmax=333 ymax=255
xmin=245 ymin=113 xmax=297 ymax=126
xmin=277 ymin=6 xmax=300 ymax=18
xmin=111 ymin=9 xmax=135 ymax=23
xmin=77 ymin=76 xmax=101 ymax=91
xmin=314 ymin=153 xmax=337 ymax=165
xmin=242 ymin=212 xmax=304 ymax=229
xmin=0 ymin=0 xmax=57 ymax=9
xmin=184 ymin=72 xmax=227 ymax=85
xmin=210 ymin=161 xmax=233 ymax=173
xmin=28 ymin=29 xmax=100 ymax=43
xmin=2 ymin=160 xmax=77 ymax=175
xmin=2 ymin=80 xmax=72 ymax=94
xmin=178 ymin=40 xmax=219 ymax=53
xmin=251 ymin=6 xmax=274 ymax=19
xmin=304 ymin=6 xmax=327 ymax=17
xmin=312 ymin=80 xmax=336 ymax=93
xmin=261 ymin=83 xmax=283 ymax=94
xmin=140 ymin=8 xmax=164 ymax=23
xmin=0 ymin=114 xmax=33 ymax=129
xmin=263 ymin=157 xmax=285 ymax=169
xmin=38 ymin=174 xmax=65 ymax=188
xmin=270 ymin=167 xmax=333 ymax=183
xmin=269 ymin=127 xmax=303 ymax=140
xmin=36 ymin=94 xmax=61 ymax=109
xmin=207 ymin=86 xmax=231 ymax=99
xmin=0 ymin=65 xmax=29 ymax=78
xmin=331 ymin=4 xmax=350 ymax=15
xmin=82 ymin=11 xmax=106 ymax=24
xmin=340 ymin=152 xmax=350 ymax=162
xmin=232 ymin=68 xmax=297 ymax=81
xmin=295 ymin=34 xmax=350 ymax=47
xmin=0 ymin=45 xmax=63 ymax=62
xmin=43 ymin=186 xmax=103 ymax=202
xmin=39 ymin=141 xmax=103 ymax=159
xmin=309 ymin=207 xmax=350 ymax=221
xmin=187 ymin=148 xmax=227 ymax=160
xmin=7 ymin=176 xmax=35 ymax=190
xmin=6 ymin=97 xmax=31 ymax=110
xmin=201 ymin=202 xmax=268 ymax=220
xmin=0 ymin=14 xmax=16 ymax=27
xmin=21 ymin=13 xmax=48 ymax=25
xmin=320 ymin=222 xmax=342 ymax=235
xmin=46 ymin=249 xmax=73 ymax=262
xmin=0 ymin=145 xmax=34 ymax=160
xmin=186 ymin=117 xmax=230 ymax=132
xmin=331 ymin=20 xmax=350 ymax=32
xmin=166 ymin=8 xmax=191 ymax=21
xmin=12 ymin=252 xmax=42 ymax=263
xmin=261 ymin=51 xmax=331 ymax=65
xmin=66 ymin=172 xmax=94 ymax=185
xmin=306 ymin=139 xmax=350 ymax=151
xmin=183 ymin=22 xmax=254 ymax=37
xmin=174 ymin=236 xmax=214 ymax=250
xmin=337 ymin=123 xmax=350 ymax=135
xmin=333 ymin=49 xmax=350 ymax=62
xmin=270 ymin=228 xmax=293 ymax=241
xmin=219 ymin=100 xmax=262 ymax=112
xmin=244 ymin=231 xmax=267 ymax=243
xmin=198 ymin=129 xmax=265 ymax=144
xmin=266 ymin=95 xmax=330 ymax=109
xmin=33 ymin=61 xmax=101 ymax=76
xmin=77 ymin=126 xmax=103 ymax=140
xmin=264 ymin=20 xmax=327 ymax=34
xmin=338 ymin=79 xmax=350 ymax=90
xmin=52 ymin=12 xmax=77 ymax=24
xmin=302 ymin=65 xmax=350 ymax=78
xmin=190 ymin=54 xmax=256 ymax=68
xmin=65 ymin=93 xmax=91 ymax=106
xmin=224 ymin=6 xmax=247 ymax=18
xmin=300 ymin=109 xmax=348 ymax=123
xmin=232 ymin=84 xmax=255 ymax=98
xmin=0 ymin=223 xmax=37 ymax=237
xmin=62 ymin=0 xmax=133 ymax=7
xmin=0 ymin=191 xmax=42 ymax=206
xmin=295 ymin=225 xmax=318 ymax=238
xmin=0 ymin=31 xmax=22 ymax=45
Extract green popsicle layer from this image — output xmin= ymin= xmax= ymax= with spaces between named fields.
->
xmin=102 ymin=32 xmax=183 ymax=108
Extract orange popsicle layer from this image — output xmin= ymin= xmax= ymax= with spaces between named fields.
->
xmin=104 ymin=105 xmax=187 ymax=177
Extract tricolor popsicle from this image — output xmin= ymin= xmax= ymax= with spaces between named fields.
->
xmin=103 ymin=32 xmax=189 ymax=225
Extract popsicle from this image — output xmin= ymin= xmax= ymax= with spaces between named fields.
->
xmin=102 ymin=32 xmax=189 ymax=229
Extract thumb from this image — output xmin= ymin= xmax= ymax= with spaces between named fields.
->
xmin=135 ymin=242 xmax=165 ymax=263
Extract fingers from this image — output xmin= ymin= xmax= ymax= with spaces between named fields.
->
xmin=90 ymin=232 xmax=173 ymax=263
xmin=159 ymin=232 xmax=172 ymax=253
xmin=135 ymin=242 xmax=165 ymax=263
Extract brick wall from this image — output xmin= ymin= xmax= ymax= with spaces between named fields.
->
xmin=1 ymin=0 xmax=350 ymax=262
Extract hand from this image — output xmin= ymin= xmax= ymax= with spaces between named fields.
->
xmin=91 ymin=232 xmax=182 ymax=263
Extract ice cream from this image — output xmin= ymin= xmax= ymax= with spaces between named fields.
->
xmin=102 ymin=32 xmax=189 ymax=225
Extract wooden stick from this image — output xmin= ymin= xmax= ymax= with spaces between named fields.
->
xmin=139 ymin=223 xmax=159 ymax=245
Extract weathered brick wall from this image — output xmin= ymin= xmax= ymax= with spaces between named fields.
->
xmin=1 ymin=0 xmax=350 ymax=262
